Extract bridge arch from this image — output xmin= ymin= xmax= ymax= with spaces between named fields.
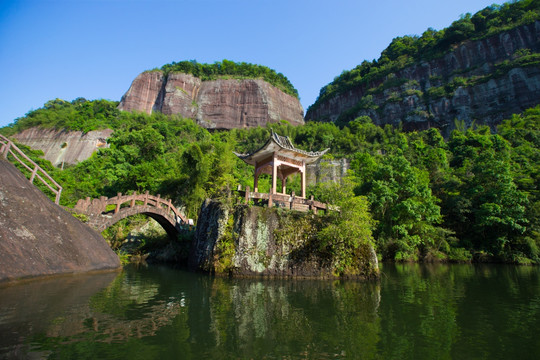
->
xmin=74 ymin=192 xmax=189 ymax=239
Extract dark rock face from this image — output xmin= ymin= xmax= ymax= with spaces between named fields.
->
xmin=118 ymin=72 xmax=305 ymax=129
xmin=306 ymin=22 xmax=540 ymax=133
xmin=188 ymin=199 xmax=230 ymax=271
xmin=0 ymin=160 xmax=120 ymax=282
xmin=190 ymin=199 xmax=379 ymax=279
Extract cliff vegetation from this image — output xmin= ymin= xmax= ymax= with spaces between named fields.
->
xmin=307 ymin=0 xmax=540 ymax=128
xmin=155 ymin=59 xmax=299 ymax=99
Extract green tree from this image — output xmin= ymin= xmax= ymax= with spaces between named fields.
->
xmin=317 ymin=179 xmax=377 ymax=276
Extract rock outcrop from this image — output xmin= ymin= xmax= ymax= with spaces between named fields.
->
xmin=0 ymin=159 xmax=120 ymax=282
xmin=306 ymin=21 xmax=540 ymax=133
xmin=118 ymin=72 xmax=305 ymax=129
xmin=12 ymin=127 xmax=112 ymax=167
xmin=189 ymin=199 xmax=379 ymax=279
xmin=306 ymin=158 xmax=350 ymax=186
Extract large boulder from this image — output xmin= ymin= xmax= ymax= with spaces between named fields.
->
xmin=0 ymin=159 xmax=120 ymax=282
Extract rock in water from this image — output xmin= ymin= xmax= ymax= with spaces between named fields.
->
xmin=189 ymin=199 xmax=379 ymax=279
xmin=0 ymin=159 xmax=120 ymax=282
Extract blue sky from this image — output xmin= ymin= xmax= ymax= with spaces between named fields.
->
xmin=0 ymin=0 xmax=499 ymax=128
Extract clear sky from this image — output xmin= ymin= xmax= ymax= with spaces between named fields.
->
xmin=0 ymin=0 xmax=500 ymax=128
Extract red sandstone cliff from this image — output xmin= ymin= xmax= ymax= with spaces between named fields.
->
xmin=118 ymin=72 xmax=304 ymax=129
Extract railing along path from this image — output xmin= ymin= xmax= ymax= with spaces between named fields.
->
xmin=237 ymin=185 xmax=338 ymax=213
xmin=0 ymin=134 xmax=62 ymax=204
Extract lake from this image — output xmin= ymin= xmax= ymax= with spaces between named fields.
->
xmin=1 ymin=263 xmax=539 ymax=359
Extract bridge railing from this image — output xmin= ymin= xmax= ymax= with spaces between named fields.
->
xmin=75 ymin=191 xmax=188 ymax=225
xmin=0 ymin=134 xmax=62 ymax=204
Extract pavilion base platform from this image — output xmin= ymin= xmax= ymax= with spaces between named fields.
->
xmin=236 ymin=186 xmax=337 ymax=214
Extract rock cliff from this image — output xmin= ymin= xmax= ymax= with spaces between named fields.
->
xmin=12 ymin=127 xmax=112 ymax=167
xmin=118 ymin=72 xmax=305 ymax=129
xmin=306 ymin=21 xmax=540 ymax=133
xmin=189 ymin=199 xmax=379 ymax=279
xmin=0 ymin=159 xmax=120 ymax=282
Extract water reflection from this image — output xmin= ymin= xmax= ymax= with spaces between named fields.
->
xmin=1 ymin=264 xmax=539 ymax=359
xmin=378 ymin=263 xmax=540 ymax=360
xmin=0 ymin=271 xmax=118 ymax=358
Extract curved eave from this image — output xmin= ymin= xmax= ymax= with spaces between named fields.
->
xmin=234 ymin=145 xmax=329 ymax=166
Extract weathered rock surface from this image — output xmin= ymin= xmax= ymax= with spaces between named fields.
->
xmin=306 ymin=21 xmax=540 ymax=133
xmin=0 ymin=159 xmax=120 ymax=282
xmin=306 ymin=158 xmax=350 ymax=186
xmin=12 ymin=127 xmax=112 ymax=166
xmin=119 ymin=72 xmax=305 ymax=129
xmin=190 ymin=199 xmax=379 ymax=279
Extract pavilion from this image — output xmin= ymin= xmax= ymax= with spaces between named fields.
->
xmin=234 ymin=131 xmax=329 ymax=199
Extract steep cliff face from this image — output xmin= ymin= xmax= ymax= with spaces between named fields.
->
xmin=189 ymin=200 xmax=379 ymax=279
xmin=12 ymin=127 xmax=112 ymax=166
xmin=0 ymin=160 xmax=120 ymax=282
xmin=118 ymin=72 xmax=305 ymax=129
xmin=306 ymin=22 xmax=540 ymax=133
xmin=306 ymin=158 xmax=350 ymax=186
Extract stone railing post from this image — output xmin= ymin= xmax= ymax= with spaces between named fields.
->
xmin=30 ymin=165 xmax=38 ymax=183
xmin=245 ymin=186 xmax=250 ymax=204
xmin=290 ymin=191 xmax=295 ymax=210
xmin=144 ymin=191 xmax=149 ymax=206
xmin=1 ymin=141 xmax=10 ymax=159
xmin=115 ymin=192 xmax=122 ymax=214
xmin=130 ymin=191 xmax=136 ymax=208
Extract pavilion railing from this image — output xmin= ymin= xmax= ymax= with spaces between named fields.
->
xmin=236 ymin=185 xmax=337 ymax=213
xmin=0 ymin=134 xmax=62 ymax=204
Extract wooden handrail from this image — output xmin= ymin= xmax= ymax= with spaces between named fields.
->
xmin=0 ymin=134 xmax=62 ymax=204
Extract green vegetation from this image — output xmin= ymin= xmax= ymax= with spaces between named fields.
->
xmin=2 ymin=97 xmax=539 ymax=264
xmin=0 ymin=98 xmax=120 ymax=135
xmin=316 ymin=179 xmax=377 ymax=276
xmin=309 ymin=0 xmax=540 ymax=114
xmin=157 ymin=59 xmax=299 ymax=99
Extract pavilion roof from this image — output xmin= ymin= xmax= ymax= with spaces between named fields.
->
xmin=234 ymin=131 xmax=329 ymax=166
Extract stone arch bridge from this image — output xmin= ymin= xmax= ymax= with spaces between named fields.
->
xmin=74 ymin=192 xmax=188 ymax=238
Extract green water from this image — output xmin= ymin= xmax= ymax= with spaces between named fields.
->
xmin=1 ymin=263 xmax=539 ymax=359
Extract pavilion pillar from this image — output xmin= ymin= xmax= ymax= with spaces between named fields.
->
xmin=254 ymin=167 xmax=259 ymax=193
xmin=282 ymin=177 xmax=287 ymax=195
xmin=271 ymin=155 xmax=277 ymax=195
xmin=301 ymin=163 xmax=306 ymax=198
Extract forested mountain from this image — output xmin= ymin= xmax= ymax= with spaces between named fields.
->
xmin=1 ymin=99 xmax=539 ymax=265
xmin=306 ymin=0 xmax=540 ymax=133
